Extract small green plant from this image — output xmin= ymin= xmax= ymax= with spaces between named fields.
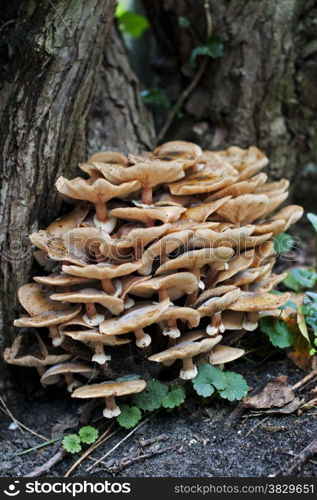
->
xmin=190 ymin=35 xmax=224 ymax=66
xmin=192 ymin=364 xmax=248 ymax=401
xmin=259 ymin=317 xmax=295 ymax=348
xmin=274 ymin=232 xmax=295 ymax=254
xmin=140 ymin=88 xmax=170 ymax=109
xmin=62 ymin=426 xmax=99 ymax=454
xmin=115 ymin=2 xmax=149 ymax=39
xmin=117 ymin=405 xmax=142 ymax=429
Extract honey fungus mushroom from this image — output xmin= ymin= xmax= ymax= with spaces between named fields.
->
xmin=72 ymin=379 xmax=146 ymax=418
xmin=148 ymin=336 xmax=222 ymax=380
xmin=40 ymin=362 xmax=96 ymax=392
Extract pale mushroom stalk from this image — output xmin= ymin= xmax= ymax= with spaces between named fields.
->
xmin=158 ymin=289 xmax=180 ymax=339
xmin=103 ymin=395 xmax=121 ymax=418
xmin=206 ymin=311 xmax=225 ymax=336
xmin=142 ymin=186 xmax=153 ymax=205
xmin=243 ymin=311 xmax=259 ymax=331
xmin=64 ymin=373 xmax=80 ymax=393
xmin=92 ymin=341 xmax=111 ymax=365
xmin=101 ymin=278 xmax=114 ymax=295
xmin=95 ymin=202 xmax=108 ymax=223
xmin=83 ymin=302 xmax=105 ymax=327
xmin=134 ymin=328 xmax=151 ymax=348
xmin=49 ymin=325 xmax=64 ymax=347
xmin=180 ymin=357 xmax=198 ymax=380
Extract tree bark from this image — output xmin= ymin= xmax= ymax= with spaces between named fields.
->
xmin=143 ymin=0 xmax=317 ymax=181
xmin=0 ymin=1 xmax=154 ymax=383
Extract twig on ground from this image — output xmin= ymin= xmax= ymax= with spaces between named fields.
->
xmin=87 ymin=412 xmax=159 ymax=472
xmin=155 ymin=0 xmax=212 ymax=145
xmin=292 ymin=369 xmax=317 ymax=391
xmin=16 ymin=436 xmax=63 ymax=456
xmin=64 ymin=423 xmax=118 ymax=478
xmin=0 ymin=400 xmax=47 ymax=440
xmin=26 ymin=447 xmax=66 ymax=477
xmin=105 ymin=445 xmax=179 ymax=475
xmin=243 ymin=416 xmax=269 ymax=438
xmin=140 ymin=434 xmax=169 ymax=448
xmin=224 ymin=402 xmax=245 ymax=432
xmin=276 ymin=437 xmax=317 ymax=476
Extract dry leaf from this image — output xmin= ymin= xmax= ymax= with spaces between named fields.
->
xmin=243 ymin=376 xmax=295 ymax=409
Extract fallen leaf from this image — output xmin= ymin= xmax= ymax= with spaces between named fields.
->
xmin=243 ymin=376 xmax=295 ymax=409
xmin=249 ymin=397 xmax=304 ymax=416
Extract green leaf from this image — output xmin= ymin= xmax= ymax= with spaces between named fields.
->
xmin=307 ymin=212 xmax=317 ymax=232
xmin=274 ymin=232 xmax=295 ymax=254
xmin=303 ymin=292 xmax=317 ymax=332
xmin=132 ymin=380 xmax=168 ymax=411
xmin=78 ymin=426 xmax=99 ymax=445
xmin=260 ymin=317 xmax=295 ymax=348
xmin=141 ymin=88 xmax=170 ymax=109
xmin=117 ymin=405 xmax=142 ymax=429
xmin=280 ymin=300 xmax=298 ymax=311
xmin=162 ymin=385 xmax=186 ymax=409
xmin=190 ymin=36 xmax=223 ymax=66
xmin=219 ymin=372 xmax=249 ymax=401
xmin=116 ymin=10 xmax=149 ymax=38
xmin=192 ymin=364 xmax=226 ymax=397
xmin=283 ymin=268 xmax=317 ymax=292
xmin=62 ymin=434 xmax=82 ymax=454
xmin=297 ymin=304 xmax=311 ymax=344
xmin=178 ymin=16 xmax=190 ymax=28
xmin=116 ymin=374 xmax=141 ymax=382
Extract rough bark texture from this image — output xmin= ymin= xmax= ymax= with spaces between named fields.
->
xmin=0 ymin=0 xmax=155 ymax=381
xmin=143 ymin=0 xmax=317 ymax=181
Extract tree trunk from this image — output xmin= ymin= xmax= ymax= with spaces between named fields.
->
xmin=143 ymin=0 xmax=317 ymax=182
xmin=0 ymin=1 xmax=154 ymax=383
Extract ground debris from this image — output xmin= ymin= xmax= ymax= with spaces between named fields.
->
xmin=244 ymin=376 xmax=295 ymax=410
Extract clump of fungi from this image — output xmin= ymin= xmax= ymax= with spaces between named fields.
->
xmin=5 ymin=141 xmax=303 ymax=418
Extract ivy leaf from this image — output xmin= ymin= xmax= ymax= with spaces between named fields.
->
xmin=192 ymin=364 xmax=226 ymax=397
xmin=219 ymin=372 xmax=249 ymax=401
xmin=141 ymin=88 xmax=170 ymax=109
xmin=307 ymin=212 xmax=317 ymax=232
xmin=78 ymin=426 xmax=99 ymax=445
xmin=62 ymin=434 xmax=82 ymax=454
xmin=178 ymin=16 xmax=190 ymax=28
xmin=132 ymin=380 xmax=168 ymax=411
xmin=274 ymin=232 xmax=295 ymax=254
xmin=260 ymin=317 xmax=295 ymax=348
xmin=303 ymin=292 xmax=317 ymax=332
xmin=162 ymin=385 xmax=186 ymax=409
xmin=115 ymin=5 xmax=149 ymax=39
xmin=117 ymin=405 xmax=142 ymax=429
xmin=283 ymin=268 xmax=317 ymax=292
xmin=190 ymin=35 xmax=224 ymax=66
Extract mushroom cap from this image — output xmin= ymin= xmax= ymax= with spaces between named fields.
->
xmin=33 ymin=273 xmax=95 ymax=287
xmin=71 ymin=379 xmax=146 ymax=399
xmin=130 ymin=272 xmax=199 ymax=299
xmin=155 ymin=247 xmax=235 ymax=275
xmin=99 ymin=299 xmax=171 ymax=335
xmin=148 ymin=336 xmax=222 ymax=363
xmin=103 ymin=224 xmax=171 ymax=253
xmin=62 ymin=261 xmax=142 ymax=279
xmin=153 ymin=140 xmax=202 ymax=167
xmin=4 ymin=332 xmax=71 ymax=367
xmin=191 ymin=225 xmax=255 ymax=249
xmin=40 ymin=362 xmax=95 ymax=385
xmin=251 ymin=241 xmax=275 ymax=267
xmin=17 ymin=283 xmax=75 ymax=316
xmin=180 ymin=197 xmax=231 ymax=223
xmin=196 ymin=286 xmax=241 ymax=316
xmin=160 ymin=306 xmax=200 ymax=328
xmin=258 ymin=191 xmax=289 ymax=219
xmin=251 ymin=272 xmax=287 ymax=292
xmin=64 ymin=329 xmax=131 ymax=345
xmin=253 ymin=219 xmax=285 ymax=236
xmin=110 ymin=206 xmax=186 ymax=224
xmin=213 ymin=250 xmax=255 ymax=286
xmin=88 ymin=151 xmax=128 ymax=165
xmin=167 ymin=154 xmax=238 ymax=195
xmin=50 ymin=288 xmax=124 ymax=316
xmin=215 ymin=194 xmax=269 ymax=224
xmin=14 ymin=305 xmax=82 ymax=328
xmin=194 ymin=285 xmax=239 ymax=308
xmin=229 ymin=291 xmax=291 ymax=312
xmin=217 ymin=146 xmax=268 ymax=180
xmin=46 ymin=204 xmax=90 ymax=236
xmin=271 ymin=205 xmax=304 ymax=230
xmin=63 ymin=227 xmax=110 ymax=260
xmin=254 ymin=178 xmax=289 ymax=195
xmin=94 ymin=159 xmax=185 ymax=188
xmin=205 ymin=173 xmax=267 ymax=201
xmin=55 ymin=176 xmax=141 ymax=204
xmin=208 ymin=345 xmax=245 ymax=365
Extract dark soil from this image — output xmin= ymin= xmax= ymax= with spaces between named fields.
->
xmin=1 ymin=357 xmax=316 ymax=478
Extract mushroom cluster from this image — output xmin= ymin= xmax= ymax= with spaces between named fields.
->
xmin=6 ymin=141 xmax=303 ymax=418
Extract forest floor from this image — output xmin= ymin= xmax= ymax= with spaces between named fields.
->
xmin=1 ymin=356 xmax=317 ymax=478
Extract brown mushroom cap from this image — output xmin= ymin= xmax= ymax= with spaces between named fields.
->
xmin=71 ymin=379 xmax=146 ymax=399
xmin=55 ymin=176 xmax=141 ymax=204
xmin=50 ymin=288 xmax=124 ymax=315
xmin=212 ymin=250 xmax=255 ymax=286
xmin=196 ymin=287 xmax=241 ymax=317
xmin=208 ymin=345 xmax=245 ymax=365
xmin=130 ymin=272 xmax=199 ymax=300
xmin=99 ymin=299 xmax=170 ymax=335
xmin=160 ymin=306 xmax=200 ymax=328
xmin=110 ymin=206 xmax=186 ymax=224
xmin=271 ymin=205 xmax=304 ymax=230
xmin=62 ymin=261 xmax=142 ymax=280
xmin=4 ymin=333 xmax=71 ymax=367
xmin=34 ymin=273 xmax=95 ymax=287
xmin=229 ymin=291 xmax=291 ymax=311
xmin=153 ymin=140 xmax=202 ymax=167
xmin=101 ymin=224 xmax=171 ymax=256
xmin=180 ymin=197 xmax=231 ymax=223
xmin=217 ymin=146 xmax=268 ymax=180
xmin=191 ymin=225 xmax=255 ymax=250
xmin=148 ymin=336 xmax=222 ymax=363
xmin=215 ymin=194 xmax=269 ymax=224
xmin=40 ymin=362 xmax=95 ymax=386
xmin=155 ymin=247 xmax=235 ymax=275
xmin=14 ymin=306 xmax=82 ymax=328
xmin=205 ymin=173 xmax=267 ymax=201
xmin=64 ymin=329 xmax=131 ymax=346
xmin=88 ymin=151 xmax=128 ymax=165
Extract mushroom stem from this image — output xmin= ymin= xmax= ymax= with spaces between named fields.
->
xmin=95 ymin=202 xmax=107 ymax=223
xmin=180 ymin=357 xmax=198 ymax=380
xmin=49 ymin=325 xmax=64 ymax=347
xmin=162 ymin=318 xmax=181 ymax=339
xmin=92 ymin=342 xmax=111 ymax=365
xmin=85 ymin=302 xmax=97 ymax=319
xmin=101 ymin=278 xmax=114 ymax=295
xmin=206 ymin=311 xmax=225 ymax=336
xmin=134 ymin=240 xmax=143 ymax=260
xmin=134 ymin=328 xmax=151 ymax=348
xmin=103 ymin=395 xmax=121 ymax=418
xmin=64 ymin=373 xmax=79 ymax=392
xmin=142 ymin=186 xmax=153 ymax=205
xmin=83 ymin=303 xmax=105 ymax=326
xmin=186 ymin=267 xmax=200 ymax=306
xmin=35 ymin=366 xmax=46 ymax=377
xmin=243 ymin=311 xmax=259 ymax=331
xmin=159 ymin=288 xmax=169 ymax=302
